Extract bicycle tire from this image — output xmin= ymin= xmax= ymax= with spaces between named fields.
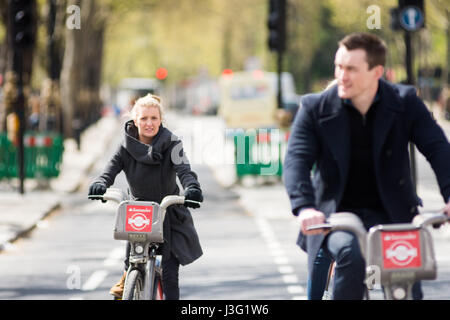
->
xmin=123 ymin=269 xmax=144 ymax=300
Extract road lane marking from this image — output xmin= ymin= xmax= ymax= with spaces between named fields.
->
xmin=104 ymin=247 xmax=124 ymax=267
xmin=282 ymin=274 xmax=299 ymax=284
xmin=287 ymin=285 xmax=305 ymax=294
xmin=254 ymin=217 xmax=307 ymax=300
xmin=278 ymin=265 xmax=294 ymax=274
xmin=82 ymin=270 xmax=108 ymax=291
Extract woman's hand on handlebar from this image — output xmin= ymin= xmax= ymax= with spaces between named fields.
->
xmin=297 ymin=208 xmax=328 ymax=236
xmin=184 ymin=186 xmax=203 ymax=209
xmin=88 ymin=182 xmax=107 ymax=201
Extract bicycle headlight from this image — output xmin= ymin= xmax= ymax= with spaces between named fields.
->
xmin=393 ymin=287 xmax=406 ymax=300
xmin=135 ymin=244 xmax=144 ymax=254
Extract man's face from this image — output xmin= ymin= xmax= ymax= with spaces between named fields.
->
xmin=334 ymin=46 xmax=383 ymax=101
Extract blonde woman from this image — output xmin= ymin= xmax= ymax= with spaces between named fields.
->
xmin=88 ymin=94 xmax=203 ymax=299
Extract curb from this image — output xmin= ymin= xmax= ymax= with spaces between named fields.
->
xmin=0 ymin=116 xmax=121 ymax=251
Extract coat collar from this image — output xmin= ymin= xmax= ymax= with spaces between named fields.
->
xmin=318 ymin=79 xmax=404 ymax=180
xmin=123 ymin=120 xmax=174 ymax=165
xmin=318 ymin=78 xmax=403 ymax=119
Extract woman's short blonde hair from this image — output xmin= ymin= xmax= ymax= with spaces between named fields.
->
xmin=129 ymin=93 xmax=164 ymax=121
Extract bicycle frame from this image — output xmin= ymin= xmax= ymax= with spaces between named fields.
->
xmin=308 ymin=211 xmax=449 ymax=300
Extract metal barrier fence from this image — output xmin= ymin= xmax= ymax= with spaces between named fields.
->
xmin=0 ymin=132 xmax=64 ymax=180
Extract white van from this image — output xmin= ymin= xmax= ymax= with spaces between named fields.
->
xmin=218 ymin=70 xmax=296 ymax=129
xmin=115 ymin=78 xmax=162 ymax=112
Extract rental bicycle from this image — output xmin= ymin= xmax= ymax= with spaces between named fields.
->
xmin=307 ymin=211 xmax=449 ymax=300
xmin=89 ymin=187 xmax=200 ymax=300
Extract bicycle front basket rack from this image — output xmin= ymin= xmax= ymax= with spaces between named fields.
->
xmin=113 ymin=200 xmax=164 ymax=243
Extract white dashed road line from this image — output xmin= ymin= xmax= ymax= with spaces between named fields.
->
xmin=254 ymin=217 xmax=307 ymax=300
xmin=69 ymin=246 xmax=124 ymax=299
xmin=103 ymin=246 xmax=125 ymax=267
xmin=82 ymin=270 xmax=109 ymax=291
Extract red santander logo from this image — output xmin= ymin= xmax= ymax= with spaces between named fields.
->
xmin=125 ymin=205 xmax=153 ymax=232
xmin=382 ymin=230 xmax=421 ymax=269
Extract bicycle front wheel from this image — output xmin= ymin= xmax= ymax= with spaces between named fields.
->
xmin=122 ymin=269 xmax=144 ymax=300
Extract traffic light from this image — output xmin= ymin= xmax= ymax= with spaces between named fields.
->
xmin=390 ymin=8 xmax=401 ymax=30
xmin=399 ymin=0 xmax=424 ymax=11
xmin=391 ymin=0 xmax=425 ymax=31
xmin=9 ymin=0 xmax=35 ymax=48
xmin=267 ymin=0 xmax=286 ymax=52
xmin=155 ymin=67 xmax=168 ymax=80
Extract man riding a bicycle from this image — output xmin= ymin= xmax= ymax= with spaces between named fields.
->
xmin=88 ymin=94 xmax=203 ymax=300
xmin=283 ymin=33 xmax=450 ymax=300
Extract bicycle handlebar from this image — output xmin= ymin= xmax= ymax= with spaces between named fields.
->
xmin=88 ymin=188 xmax=201 ymax=209
xmin=306 ymin=212 xmax=368 ymax=257
xmin=412 ymin=211 xmax=450 ymax=228
xmin=306 ymin=211 xmax=449 ymax=258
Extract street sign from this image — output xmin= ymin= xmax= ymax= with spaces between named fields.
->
xmin=399 ymin=6 xmax=424 ymax=31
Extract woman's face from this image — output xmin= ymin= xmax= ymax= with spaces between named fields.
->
xmin=134 ymin=105 xmax=161 ymax=144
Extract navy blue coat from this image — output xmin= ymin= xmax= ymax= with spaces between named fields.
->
xmin=283 ymin=79 xmax=450 ymax=276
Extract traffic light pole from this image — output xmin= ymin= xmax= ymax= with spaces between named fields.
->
xmin=13 ymin=49 xmax=26 ymax=194
xmin=404 ymin=31 xmax=417 ymax=193
xmin=8 ymin=0 xmax=36 ymax=194
xmin=267 ymin=0 xmax=286 ymax=110
xmin=277 ymin=50 xmax=283 ymax=109
xmin=392 ymin=0 xmax=424 ymax=193
xmin=8 ymin=2 xmax=26 ymax=194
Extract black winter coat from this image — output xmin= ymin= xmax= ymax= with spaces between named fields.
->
xmin=94 ymin=120 xmax=203 ymax=265
xmin=283 ymin=79 xmax=450 ymax=277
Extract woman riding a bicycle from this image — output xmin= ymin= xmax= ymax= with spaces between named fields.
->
xmin=88 ymin=94 xmax=203 ymax=300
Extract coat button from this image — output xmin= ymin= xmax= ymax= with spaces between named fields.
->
xmin=386 ymin=149 xmax=392 ymax=157
xmin=410 ymin=206 xmax=416 ymax=213
xmin=398 ymin=178 xmax=405 ymax=186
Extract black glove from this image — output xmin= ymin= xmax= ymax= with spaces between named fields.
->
xmin=88 ymin=182 xmax=107 ymax=200
xmin=184 ymin=186 xmax=203 ymax=209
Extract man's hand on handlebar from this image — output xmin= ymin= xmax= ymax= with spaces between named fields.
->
xmin=444 ymin=199 xmax=450 ymax=217
xmin=297 ymin=208 xmax=328 ymax=235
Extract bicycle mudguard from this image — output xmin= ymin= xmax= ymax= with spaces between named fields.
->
xmin=366 ymin=223 xmax=437 ymax=286
xmin=113 ymin=200 xmax=164 ymax=243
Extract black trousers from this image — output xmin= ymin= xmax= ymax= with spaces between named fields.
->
xmin=124 ymin=242 xmax=181 ymax=300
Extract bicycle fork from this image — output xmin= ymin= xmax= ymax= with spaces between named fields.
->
xmin=127 ymin=244 xmax=158 ymax=300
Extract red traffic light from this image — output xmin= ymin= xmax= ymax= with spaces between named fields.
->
xmin=222 ymin=69 xmax=233 ymax=77
xmin=155 ymin=67 xmax=168 ymax=80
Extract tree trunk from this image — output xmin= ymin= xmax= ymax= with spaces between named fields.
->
xmin=60 ymin=0 xmax=105 ymax=140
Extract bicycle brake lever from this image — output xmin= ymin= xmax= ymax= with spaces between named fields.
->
xmin=88 ymin=195 xmax=106 ymax=202
xmin=185 ymin=200 xmax=201 ymax=205
xmin=306 ymin=224 xmax=332 ymax=231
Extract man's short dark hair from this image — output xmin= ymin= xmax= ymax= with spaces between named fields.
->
xmin=338 ymin=33 xmax=387 ymax=69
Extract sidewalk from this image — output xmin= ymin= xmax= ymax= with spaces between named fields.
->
xmin=0 ymin=115 xmax=121 ymax=251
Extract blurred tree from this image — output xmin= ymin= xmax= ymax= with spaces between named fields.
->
xmin=285 ymin=1 xmax=343 ymax=92
xmin=60 ymin=0 xmax=108 ymax=140
xmin=102 ymin=0 xmax=268 ymax=85
xmin=2 ymin=0 xmax=448 ymax=126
